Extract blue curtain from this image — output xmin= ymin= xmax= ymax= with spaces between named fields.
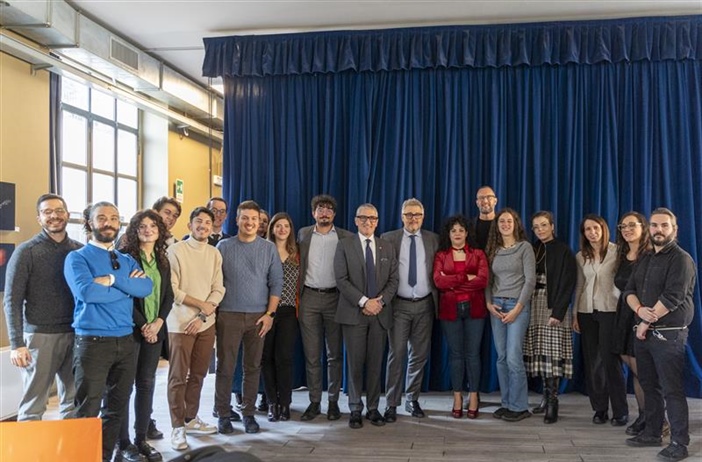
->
xmin=204 ymin=16 xmax=702 ymax=397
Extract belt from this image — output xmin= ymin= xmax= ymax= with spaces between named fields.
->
xmin=304 ymin=285 xmax=338 ymax=294
xmin=396 ymin=294 xmax=431 ymax=303
xmin=76 ymin=334 xmax=132 ymax=341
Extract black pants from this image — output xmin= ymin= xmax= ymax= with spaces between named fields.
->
xmin=578 ymin=311 xmax=628 ymax=418
xmin=636 ymin=328 xmax=690 ymax=445
xmin=120 ymin=337 xmax=163 ymax=445
xmin=73 ymin=334 xmax=136 ymax=461
xmin=261 ymin=306 xmax=299 ymax=406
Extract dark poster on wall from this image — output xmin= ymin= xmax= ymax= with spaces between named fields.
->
xmin=0 ymin=244 xmax=15 ymax=292
xmin=0 ymin=182 xmax=16 ymax=231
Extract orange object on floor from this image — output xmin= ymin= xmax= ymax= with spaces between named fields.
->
xmin=0 ymin=417 xmax=102 ymax=461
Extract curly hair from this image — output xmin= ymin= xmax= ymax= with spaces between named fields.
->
xmin=485 ymin=208 xmax=527 ymax=262
xmin=118 ymin=209 xmax=169 ymax=270
xmin=579 ymin=214 xmax=611 ymax=263
xmin=615 ymin=211 xmax=651 ymax=264
xmin=267 ymin=212 xmax=299 ymax=265
xmin=438 ymin=215 xmax=474 ymax=251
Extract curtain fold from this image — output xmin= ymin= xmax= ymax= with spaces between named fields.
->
xmin=203 ymin=16 xmax=702 ymax=77
xmin=208 ymin=16 xmax=702 ymax=397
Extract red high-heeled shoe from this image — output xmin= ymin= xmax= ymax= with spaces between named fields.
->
xmin=466 ymin=408 xmax=479 ymax=419
xmin=451 ymin=408 xmax=463 ymax=418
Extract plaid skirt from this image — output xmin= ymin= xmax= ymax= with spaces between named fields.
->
xmin=523 ymin=273 xmax=574 ymax=379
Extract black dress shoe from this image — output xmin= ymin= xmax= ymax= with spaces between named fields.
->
xmin=626 ymin=415 xmax=646 ymax=435
xmin=301 ymin=402 xmax=321 ymax=421
xmin=625 ymin=434 xmax=663 ymax=447
xmin=212 ymin=406 xmax=242 ymax=422
xmin=611 ymin=415 xmax=628 ymax=426
xmin=592 ymin=411 xmax=608 ymax=424
xmin=218 ymin=417 xmax=234 ymax=434
xmin=120 ymin=444 xmax=147 ymax=462
xmin=146 ymin=419 xmax=163 ymax=440
xmin=279 ymin=405 xmax=291 ymax=421
xmin=384 ymin=406 xmax=397 ymax=423
xmin=405 ymin=400 xmax=425 ymax=418
xmin=327 ymin=401 xmax=341 ymax=421
xmin=135 ymin=441 xmax=162 ymax=462
xmin=257 ymin=394 xmax=268 ymax=412
xmin=243 ymin=415 xmax=260 ymax=434
xmin=365 ymin=409 xmax=386 ymax=426
xmin=349 ymin=411 xmax=363 ymax=429
xmin=268 ymin=404 xmax=280 ymax=422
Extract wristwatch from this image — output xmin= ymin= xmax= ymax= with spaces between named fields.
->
xmin=197 ymin=312 xmax=207 ymax=323
xmin=266 ymin=310 xmax=277 ymax=319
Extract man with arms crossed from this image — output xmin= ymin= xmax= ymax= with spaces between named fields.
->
xmin=297 ymin=194 xmax=353 ymax=421
xmin=381 ymin=198 xmax=439 ymax=421
xmin=624 ymin=208 xmax=696 ymax=462
xmin=64 ymin=202 xmax=153 ymax=462
xmin=166 ymin=207 xmax=225 ymax=451
xmin=335 ymin=203 xmax=398 ymax=429
xmin=4 ymin=194 xmax=82 ymax=421
xmin=214 ymin=200 xmax=283 ymax=434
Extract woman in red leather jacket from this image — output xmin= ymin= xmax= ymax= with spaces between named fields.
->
xmin=433 ymin=215 xmax=489 ymax=419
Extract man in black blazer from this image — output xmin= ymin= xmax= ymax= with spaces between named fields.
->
xmin=380 ymin=198 xmax=439 ymax=421
xmin=334 ymin=203 xmax=399 ymax=429
xmin=297 ymin=195 xmax=353 ymax=421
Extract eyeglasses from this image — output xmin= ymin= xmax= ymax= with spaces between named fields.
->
xmin=210 ymin=208 xmax=227 ymax=215
xmin=109 ymin=250 xmax=120 ymax=271
xmin=315 ymin=205 xmax=334 ymax=213
xmin=402 ymin=213 xmax=424 ymax=220
xmin=39 ymin=208 xmax=67 ymax=217
xmin=618 ymin=222 xmax=642 ymax=230
xmin=476 ymin=195 xmax=496 ymax=201
xmin=356 ymin=215 xmax=378 ymax=223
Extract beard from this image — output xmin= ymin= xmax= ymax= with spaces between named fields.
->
xmin=93 ymin=226 xmax=119 ymax=243
xmin=652 ymin=233 xmax=675 ymax=247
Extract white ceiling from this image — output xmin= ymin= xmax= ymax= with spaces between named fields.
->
xmin=67 ymin=1 xmax=702 ymax=88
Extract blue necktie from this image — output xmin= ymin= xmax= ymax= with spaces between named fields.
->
xmin=408 ymin=234 xmax=417 ymax=287
xmin=365 ymin=239 xmax=377 ymax=297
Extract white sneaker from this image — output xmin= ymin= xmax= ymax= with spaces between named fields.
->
xmin=170 ymin=426 xmax=188 ymax=451
xmin=184 ymin=416 xmax=217 ymax=435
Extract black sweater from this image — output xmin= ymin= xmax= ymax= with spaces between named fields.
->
xmin=535 ymin=238 xmax=577 ymax=321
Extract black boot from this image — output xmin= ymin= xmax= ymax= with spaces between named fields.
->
xmin=544 ymin=377 xmax=559 ymax=424
xmin=533 ymin=378 xmax=548 ymax=414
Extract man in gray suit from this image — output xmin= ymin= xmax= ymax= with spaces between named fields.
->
xmin=335 ymin=203 xmax=399 ymax=429
xmin=297 ymin=194 xmax=353 ymax=421
xmin=381 ymin=198 xmax=439 ymax=422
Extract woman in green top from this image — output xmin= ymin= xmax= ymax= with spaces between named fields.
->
xmin=117 ymin=209 xmax=174 ymax=462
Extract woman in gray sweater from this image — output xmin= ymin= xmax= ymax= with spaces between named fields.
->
xmin=485 ymin=208 xmax=536 ymax=422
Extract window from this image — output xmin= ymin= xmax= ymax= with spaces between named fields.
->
xmin=59 ymin=77 xmax=140 ymax=242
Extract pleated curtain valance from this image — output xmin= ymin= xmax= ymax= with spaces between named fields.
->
xmin=202 ymin=15 xmax=702 ymax=78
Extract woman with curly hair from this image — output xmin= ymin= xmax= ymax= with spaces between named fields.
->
xmin=262 ymin=212 xmax=300 ymax=422
xmin=612 ymin=212 xmax=652 ymax=436
xmin=485 ymin=208 xmax=536 ymax=422
xmin=433 ymin=215 xmax=489 ymax=418
xmin=117 ymin=209 xmax=174 ymax=461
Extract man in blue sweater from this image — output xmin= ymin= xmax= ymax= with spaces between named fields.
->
xmin=3 ymin=194 xmax=82 ymax=421
xmin=64 ymin=201 xmax=153 ymax=462
xmin=214 ymin=200 xmax=283 ymax=435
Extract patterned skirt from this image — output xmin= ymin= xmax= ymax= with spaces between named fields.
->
xmin=523 ymin=273 xmax=574 ymax=379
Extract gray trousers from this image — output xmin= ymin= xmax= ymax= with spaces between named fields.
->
xmin=18 ymin=332 xmax=75 ymax=421
xmin=342 ymin=316 xmax=387 ymax=412
xmin=298 ymin=289 xmax=343 ymax=403
xmin=385 ymin=298 xmax=434 ymax=406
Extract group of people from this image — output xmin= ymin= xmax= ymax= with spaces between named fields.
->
xmin=3 ymin=186 xmax=696 ymax=462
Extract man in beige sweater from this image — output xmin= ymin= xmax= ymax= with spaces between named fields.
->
xmin=166 ymin=207 xmax=225 ymax=451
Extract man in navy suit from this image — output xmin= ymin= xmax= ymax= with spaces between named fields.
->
xmin=334 ymin=203 xmax=399 ymax=429
xmin=381 ymin=198 xmax=439 ymax=421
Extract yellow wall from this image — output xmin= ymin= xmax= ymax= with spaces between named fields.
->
xmin=0 ymin=53 xmax=51 ymax=347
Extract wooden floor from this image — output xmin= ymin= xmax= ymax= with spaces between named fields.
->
xmin=44 ymin=360 xmax=701 ymax=462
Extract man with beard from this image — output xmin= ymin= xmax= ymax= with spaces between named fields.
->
xmin=624 ymin=208 xmax=696 ymax=462
xmin=64 ymin=201 xmax=153 ymax=462
xmin=297 ymin=195 xmax=353 ymax=421
xmin=3 ymin=194 xmax=82 ymax=421
xmin=470 ymin=185 xmax=498 ymax=250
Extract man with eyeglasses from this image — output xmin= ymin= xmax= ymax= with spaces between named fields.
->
xmin=471 ymin=186 xmax=498 ymax=250
xmin=380 ymin=198 xmax=439 ymax=422
xmin=3 ymin=194 xmax=82 ymax=421
xmin=297 ymin=194 xmax=353 ymax=421
xmin=64 ymin=201 xmax=153 ymax=462
xmin=335 ymin=203 xmax=399 ymax=429
xmin=624 ymin=208 xmax=696 ymax=462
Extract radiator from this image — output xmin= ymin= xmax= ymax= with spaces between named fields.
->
xmin=0 ymin=347 xmax=23 ymax=420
